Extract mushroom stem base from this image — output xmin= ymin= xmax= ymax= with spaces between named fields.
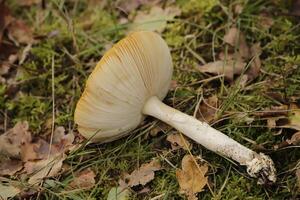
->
xmin=143 ymin=96 xmax=276 ymax=184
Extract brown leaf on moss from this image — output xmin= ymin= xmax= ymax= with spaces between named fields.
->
xmin=176 ymin=155 xmax=208 ymax=200
xmin=198 ymin=95 xmax=219 ymax=123
xmin=68 ymin=168 xmax=96 ymax=189
xmin=122 ymin=159 xmax=161 ymax=187
xmin=18 ymin=0 xmax=40 ymax=6
xmin=0 ymin=121 xmax=31 ymax=158
xmin=7 ymin=19 xmax=34 ymax=45
xmin=244 ymin=43 xmax=262 ymax=82
xmin=223 ymin=27 xmax=249 ymax=58
xmin=166 ymin=133 xmax=192 ymax=150
xmin=24 ymin=153 xmax=65 ymax=185
xmin=198 ymin=60 xmax=245 ymax=81
xmin=0 ymin=159 xmax=23 ymax=176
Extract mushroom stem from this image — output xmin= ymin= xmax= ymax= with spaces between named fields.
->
xmin=143 ymin=96 xmax=276 ymax=184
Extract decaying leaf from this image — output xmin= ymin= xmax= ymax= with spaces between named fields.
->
xmin=149 ymin=122 xmax=170 ymax=137
xmin=7 ymin=19 xmax=34 ymax=45
xmin=166 ymin=133 xmax=192 ymax=150
xmin=24 ymin=153 xmax=65 ymax=185
xmin=257 ymin=104 xmax=300 ymax=131
xmin=198 ymin=95 xmax=219 ymax=123
xmin=107 ymin=187 xmax=130 ymax=200
xmin=18 ymin=0 xmax=40 ymax=6
xmin=198 ymin=60 xmax=246 ymax=81
xmin=223 ymin=27 xmax=249 ymax=58
xmin=0 ymin=0 xmax=13 ymax=44
xmin=68 ymin=168 xmax=96 ymax=189
xmin=245 ymin=43 xmax=262 ymax=82
xmin=0 ymin=121 xmax=31 ymax=158
xmin=131 ymin=5 xmax=181 ymax=32
xmin=0 ymin=182 xmax=20 ymax=200
xmin=0 ymin=159 xmax=23 ymax=176
xmin=176 ymin=155 xmax=208 ymax=200
xmin=286 ymin=131 xmax=300 ymax=145
xmin=122 ymin=159 xmax=161 ymax=187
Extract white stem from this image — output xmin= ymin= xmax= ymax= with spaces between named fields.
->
xmin=143 ymin=96 xmax=276 ymax=184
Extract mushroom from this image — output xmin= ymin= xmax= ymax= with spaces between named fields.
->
xmin=74 ymin=31 xmax=276 ymax=184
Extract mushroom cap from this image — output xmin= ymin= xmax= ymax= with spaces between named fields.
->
xmin=74 ymin=31 xmax=173 ymax=142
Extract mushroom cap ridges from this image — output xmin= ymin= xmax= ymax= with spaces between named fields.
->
xmin=74 ymin=31 xmax=173 ymax=142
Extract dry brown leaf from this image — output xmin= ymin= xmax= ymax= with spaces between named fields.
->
xmin=245 ymin=43 xmax=262 ymax=82
xmin=68 ymin=168 xmax=96 ymax=189
xmin=131 ymin=5 xmax=181 ymax=32
xmin=8 ymin=19 xmax=34 ymax=45
xmin=176 ymin=155 xmax=208 ymax=200
xmin=166 ymin=133 xmax=192 ymax=150
xmin=122 ymin=159 xmax=161 ymax=187
xmin=198 ymin=60 xmax=246 ymax=81
xmin=24 ymin=153 xmax=65 ymax=185
xmin=198 ymin=95 xmax=218 ymax=123
xmin=0 ymin=1 xmax=13 ymax=44
xmin=0 ymin=159 xmax=23 ymax=176
xmin=0 ymin=121 xmax=31 ymax=158
xmin=149 ymin=122 xmax=170 ymax=137
xmin=170 ymin=80 xmax=178 ymax=91
xmin=223 ymin=27 xmax=249 ymax=58
xmin=18 ymin=0 xmax=40 ymax=6
xmin=286 ymin=131 xmax=300 ymax=145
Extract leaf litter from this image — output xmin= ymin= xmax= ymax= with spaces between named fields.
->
xmin=119 ymin=159 xmax=161 ymax=187
xmin=166 ymin=133 xmax=192 ymax=150
xmin=198 ymin=26 xmax=262 ymax=86
xmin=0 ymin=122 xmax=75 ymax=196
xmin=176 ymin=155 xmax=208 ymax=200
xmin=67 ymin=168 xmax=96 ymax=190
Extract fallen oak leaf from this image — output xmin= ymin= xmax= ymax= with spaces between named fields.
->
xmin=166 ymin=133 xmax=192 ymax=150
xmin=67 ymin=168 xmax=96 ymax=189
xmin=198 ymin=60 xmax=246 ymax=81
xmin=0 ymin=121 xmax=31 ymax=158
xmin=176 ymin=155 xmax=208 ymax=200
xmin=122 ymin=159 xmax=161 ymax=187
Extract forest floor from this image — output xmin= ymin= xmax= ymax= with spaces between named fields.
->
xmin=0 ymin=0 xmax=299 ymax=199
